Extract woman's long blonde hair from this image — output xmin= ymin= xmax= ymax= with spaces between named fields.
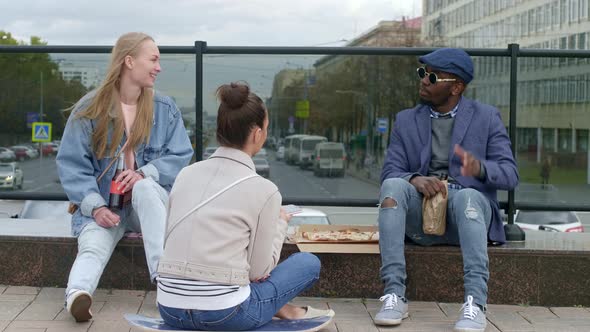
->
xmin=77 ymin=32 xmax=155 ymax=159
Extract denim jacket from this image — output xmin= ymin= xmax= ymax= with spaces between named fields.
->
xmin=56 ymin=90 xmax=194 ymax=236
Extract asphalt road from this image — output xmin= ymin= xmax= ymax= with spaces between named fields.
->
xmin=2 ymin=151 xmax=589 ymax=231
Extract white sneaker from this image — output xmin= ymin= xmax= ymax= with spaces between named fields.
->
xmin=374 ymin=293 xmax=409 ymax=326
xmin=65 ymin=289 xmax=93 ymax=322
xmin=298 ymin=306 xmax=335 ymax=331
xmin=454 ymin=295 xmax=486 ymax=332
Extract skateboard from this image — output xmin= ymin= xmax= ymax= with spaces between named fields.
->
xmin=125 ymin=313 xmax=332 ymax=331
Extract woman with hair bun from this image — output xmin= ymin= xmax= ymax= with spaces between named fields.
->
xmin=156 ymin=82 xmax=334 ymax=331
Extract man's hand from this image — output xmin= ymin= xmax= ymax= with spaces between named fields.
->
xmin=279 ymin=207 xmax=293 ymax=223
xmin=115 ymin=170 xmax=145 ymax=193
xmin=92 ymin=206 xmax=121 ymax=228
xmin=410 ymin=176 xmax=447 ymax=198
xmin=454 ymin=144 xmax=481 ymax=177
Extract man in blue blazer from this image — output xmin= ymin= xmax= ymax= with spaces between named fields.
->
xmin=374 ymin=48 xmax=518 ymax=332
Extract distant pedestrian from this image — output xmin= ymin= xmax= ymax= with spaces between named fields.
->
xmin=541 ymin=156 xmax=552 ymax=189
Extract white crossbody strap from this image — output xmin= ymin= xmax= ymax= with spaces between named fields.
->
xmin=164 ymin=174 xmax=259 ymax=244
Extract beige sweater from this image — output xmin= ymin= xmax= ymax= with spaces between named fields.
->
xmin=157 ymin=147 xmax=287 ymax=286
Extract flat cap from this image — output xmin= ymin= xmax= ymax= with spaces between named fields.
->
xmin=419 ymin=48 xmax=474 ymax=84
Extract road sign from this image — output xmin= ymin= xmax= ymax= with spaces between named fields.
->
xmin=376 ymin=118 xmax=388 ymax=134
xmin=295 ymin=100 xmax=309 ymax=118
xmin=26 ymin=112 xmax=40 ymax=129
xmin=32 ymin=122 xmax=52 ymax=142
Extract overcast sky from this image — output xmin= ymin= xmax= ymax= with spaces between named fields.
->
xmin=2 ymin=0 xmax=422 ymax=46
xmin=2 ymin=1 xmax=423 ymax=112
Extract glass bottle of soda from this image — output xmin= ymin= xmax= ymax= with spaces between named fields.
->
xmin=108 ymin=154 xmax=126 ymax=210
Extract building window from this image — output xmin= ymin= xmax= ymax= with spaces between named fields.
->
xmin=542 ymin=128 xmax=555 ymax=152
xmin=560 ymin=0 xmax=568 ymax=25
xmin=576 ymin=129 xmax=589 ymax=152
xmin=558 ymin=129 xmax=572 ymax=152
xmin=579 ymin=32 xmax=586 ymax=49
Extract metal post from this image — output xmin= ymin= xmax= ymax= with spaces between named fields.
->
xmin=39 ymin=71 xmax=43 ymax=175
xmin=505 ymin=43 xmax=525 ymax=242
xmin=194 ymin=41 xmax=206 ymax=162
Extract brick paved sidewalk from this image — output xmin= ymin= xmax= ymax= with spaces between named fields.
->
xmin=1 ymin=285 xmax=589 ymax=331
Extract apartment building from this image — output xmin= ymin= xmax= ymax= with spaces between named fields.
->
xmin=422 ymin=0 xmax=590 ymax=175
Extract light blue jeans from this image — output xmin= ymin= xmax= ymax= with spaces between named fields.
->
xmin=66 ymin=178 xmax=168 ymax=296
xmin=378 ymin=178 xmax=491 ymax=307
xmin=158 ymin=252 xmax=321 ymax=331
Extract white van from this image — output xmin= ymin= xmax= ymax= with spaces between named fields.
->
xmin=312 ymin=142 xmax=346 ymax=177
xmin=284 ymin=134 xmax=307 ymax=165
xmin=297 ymin=136 xmax=327 ymax=169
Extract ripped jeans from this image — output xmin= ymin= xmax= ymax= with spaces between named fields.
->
xmin=378 ymin=178 xmax=491 ymax=307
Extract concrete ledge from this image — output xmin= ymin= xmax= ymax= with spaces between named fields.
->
xmin=1 ymin=232 xmax=589 ymax=306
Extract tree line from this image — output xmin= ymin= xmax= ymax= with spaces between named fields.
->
xmin=0 ymin=31 xmax=88 ymax=146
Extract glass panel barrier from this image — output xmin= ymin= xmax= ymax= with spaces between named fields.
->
xmin=0 ymin=52 xmax=195 ymax=219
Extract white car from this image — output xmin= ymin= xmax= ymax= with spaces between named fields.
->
xmin=286 ymin=208 xmax=330 ymax=241
xmin=0 ymin=162 xmax=24 ymax=190
xmin=255 ymin=148 xmax=267 ymax=159
xmin=253 ymin=158 xmax=270 ymax=178
xmin=510 ymin=210 xmax=584 ymax=233
xmin=0 ymin=147 xmax=16 ymax=161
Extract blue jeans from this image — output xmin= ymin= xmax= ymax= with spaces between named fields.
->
xmin=378 ymin=178 xmax=491 ymax=307
xmin=66 ymin=178 xmax=168 ymax=296
xmin=158 ymin=252 xmax=320 ymax=331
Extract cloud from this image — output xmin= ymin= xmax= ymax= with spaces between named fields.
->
xmin=1 ymin=0 xmax=422 ymax=46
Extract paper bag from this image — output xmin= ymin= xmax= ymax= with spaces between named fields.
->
xmin=422 ymin=180 xmax=448 ymax=235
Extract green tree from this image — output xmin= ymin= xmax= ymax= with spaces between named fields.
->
xmin=0 ymin=31 xmax=88 ymax=145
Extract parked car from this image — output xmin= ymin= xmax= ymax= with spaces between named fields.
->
xmin=255 ymin=148 xmax=267 ymax=159
xmin=25 ymin=144 xmax=40 ymax=154
xmin=276 ymin=146 xmax=285 ymax=160
xmin=312 ymin=142 xmax=346 ymax=177
xmin=0 ymin=147 xmax=16 ymax=162
xmin=286 ymin=208 xmax=331 ymax=241
xmin=10 ymin=145 xmax=37 ymax=161
xmin=508 ymin=210 xmax=584 ymax=233
xmin=41 ymin=142 xmax=59 ymax=156
xmin=289 ymin=208 xmax=331 ymax=227
xmin=253 ymin=158 xmax=270 ymax=178
xmin=202 ymin=146 xmax=217 ymax=160
xmin=0 ymin=162 xmax=24 ymax=190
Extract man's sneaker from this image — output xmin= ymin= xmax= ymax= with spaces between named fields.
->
xmin=374 ymin=293 xmax=409 ymax=326
xmin=454 ymin=295 xmax=486 ymax=332
xmin=65 ymin=289 xmax=93 ymax=322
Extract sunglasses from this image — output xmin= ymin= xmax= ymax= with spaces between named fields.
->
xmin=417 ymin=67 xmax=457 ymax=84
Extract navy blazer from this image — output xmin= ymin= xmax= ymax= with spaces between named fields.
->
xmin=381 ymin=97 xmax=519 ymax=243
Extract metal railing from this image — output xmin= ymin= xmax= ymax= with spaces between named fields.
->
xmin=2 ymin=42 xmax=590 ymax=235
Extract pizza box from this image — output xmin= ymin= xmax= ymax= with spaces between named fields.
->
xmin=296 ymin=242 xmax=380 ymax=254
xmin=294 ymin=225 xmax=380 ymax=254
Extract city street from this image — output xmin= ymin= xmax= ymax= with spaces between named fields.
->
xmin=268 ymin=157 xmax=379 ymax=201
xmin=2 ymin=151 xmax=590 ymax=230
xmin=6 ymin=155 xmax=63 ymax=193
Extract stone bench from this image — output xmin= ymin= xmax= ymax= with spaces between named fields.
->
xmin=1 ymin=218 xmax=589 ymax=307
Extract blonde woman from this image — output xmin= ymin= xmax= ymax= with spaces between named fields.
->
xmin=56 ymin=32 xmax=193 ymax=322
